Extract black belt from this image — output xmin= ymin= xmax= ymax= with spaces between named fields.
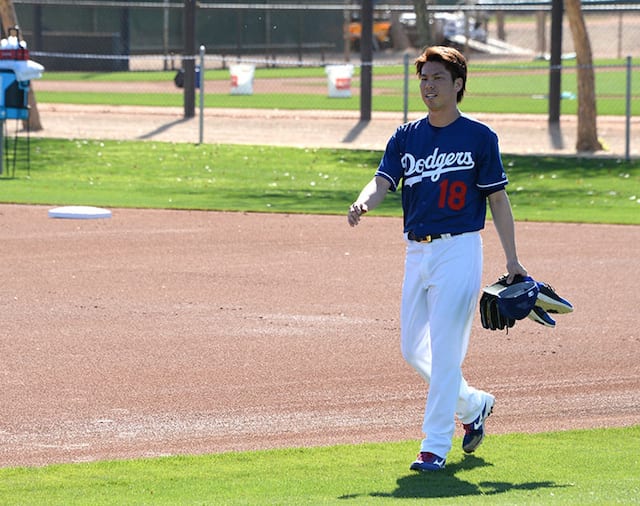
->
xmin=407 ymin=231 xmax=463 ymax=243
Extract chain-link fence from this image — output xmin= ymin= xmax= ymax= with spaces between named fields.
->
xmin=4 ymin=1 xmax=640 ymax=156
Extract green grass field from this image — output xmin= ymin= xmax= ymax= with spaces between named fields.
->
xmin=2 ymin=139 xmax=638 ymax=224
xmin=35 ymin=58 xmax=640 ymax=115
xmin=1 ymin=428 xmax=639 ymax=504
xmin=1 ymin=139 xmax=639 ymax=504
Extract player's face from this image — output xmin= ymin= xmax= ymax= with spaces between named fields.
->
xmin=419 ymin=61 xmax=461 ymax=112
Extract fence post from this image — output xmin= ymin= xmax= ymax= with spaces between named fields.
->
xmin=403 ymin=52 xmax=409 ymax=124
xmin=548 ymin=0 xmax=563 ymax=127
xmin=625 ymin=56 xmax=631 ymax=162
xmin=183 ymin=0 xmax=196 ymax=119
xmin=199 ymin=45 xmax=205 ymax=145
xmin=359 ymin=0 xmax=373 ymax=122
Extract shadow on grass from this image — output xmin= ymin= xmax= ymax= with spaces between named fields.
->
xmin=137 ymin=117 xmax=193 ymax=140
xmin=340 ymin=455 xmax=566 ymax=500
xmin=548 ymin=121 xmax=565 ymax=150
xmin=342 ymin=120 xmax=370 ymax=145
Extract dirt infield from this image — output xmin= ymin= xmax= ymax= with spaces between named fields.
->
xmin=1 ymin=204 xmax=638 ymax=468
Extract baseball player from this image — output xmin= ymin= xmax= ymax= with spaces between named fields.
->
xmin=347 ymin=46 xmax=528 ymax=471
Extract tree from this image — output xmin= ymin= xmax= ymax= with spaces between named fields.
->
xmin=413 ymin=0 xmax=432 ymax=49
xmin=564 ymin=0 xmax=602 ymax=152
xmin=0 ymin=0 xmax=42 ymax=131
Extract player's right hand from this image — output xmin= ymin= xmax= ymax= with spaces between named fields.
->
xmin=347 ymin=203 xmax=368 ymax=227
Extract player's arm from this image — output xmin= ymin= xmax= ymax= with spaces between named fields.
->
xmin=487 ymin=189 xmax=528 ymax=283
xmin=348 ymin=175 xmax=391 ymax=227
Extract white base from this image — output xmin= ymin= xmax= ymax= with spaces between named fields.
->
xmin=48 ymin=206 xmax=112 ymax=219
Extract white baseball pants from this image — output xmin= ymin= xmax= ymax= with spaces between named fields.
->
xmin=400 ymin=231 xmax=488 ymax=459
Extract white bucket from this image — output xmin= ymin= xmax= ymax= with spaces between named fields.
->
xmin=229 ymin=64 xmax=255 ymax=95
xmin=325 ymin=64 xmax=354 ymax=98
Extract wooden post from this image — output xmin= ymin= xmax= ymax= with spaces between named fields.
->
xmin=496 ymin=11 xmax=505 ymax=41
xmin=536 ymin=11 xmax=547 ymax=57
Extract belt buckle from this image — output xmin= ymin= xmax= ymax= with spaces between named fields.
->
xmin=409 ymin=232 xmax=434 ymax=243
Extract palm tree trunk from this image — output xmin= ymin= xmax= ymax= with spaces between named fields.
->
xmin=564 ymin=0 xmax=602 ymax=151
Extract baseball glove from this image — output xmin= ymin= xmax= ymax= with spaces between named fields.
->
xmin=479 ymin=291 xmax=515 ymax=331
xmin=480 ymin=275 xmax=574 ymax=330
xmin=479 ymin=275 xmax=539 ymax=331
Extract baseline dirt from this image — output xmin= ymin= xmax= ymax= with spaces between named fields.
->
xmin=26 ymin=103 xmax=639 ymax=159
xmin=1 ymin=205 xmax=638 ymax=468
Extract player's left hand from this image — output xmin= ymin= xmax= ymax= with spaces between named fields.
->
xmin=505 ymin=259 xmax=527 ymax=284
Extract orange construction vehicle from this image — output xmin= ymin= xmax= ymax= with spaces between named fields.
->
xmin=348 ymin=11 xmax=392 ymax=51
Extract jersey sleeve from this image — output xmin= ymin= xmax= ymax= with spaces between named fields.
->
xmin=475 ymin=128 xmax=508 ymax=195
xmin=374 ymin=124 xmax=409 ymax=192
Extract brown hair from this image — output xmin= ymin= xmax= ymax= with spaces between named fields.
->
xmin=415 ymin=46 xmax=467 ymax=103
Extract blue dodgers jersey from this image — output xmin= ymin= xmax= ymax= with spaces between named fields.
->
xmin=375 ymin=114 xmax=508 ymax=236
